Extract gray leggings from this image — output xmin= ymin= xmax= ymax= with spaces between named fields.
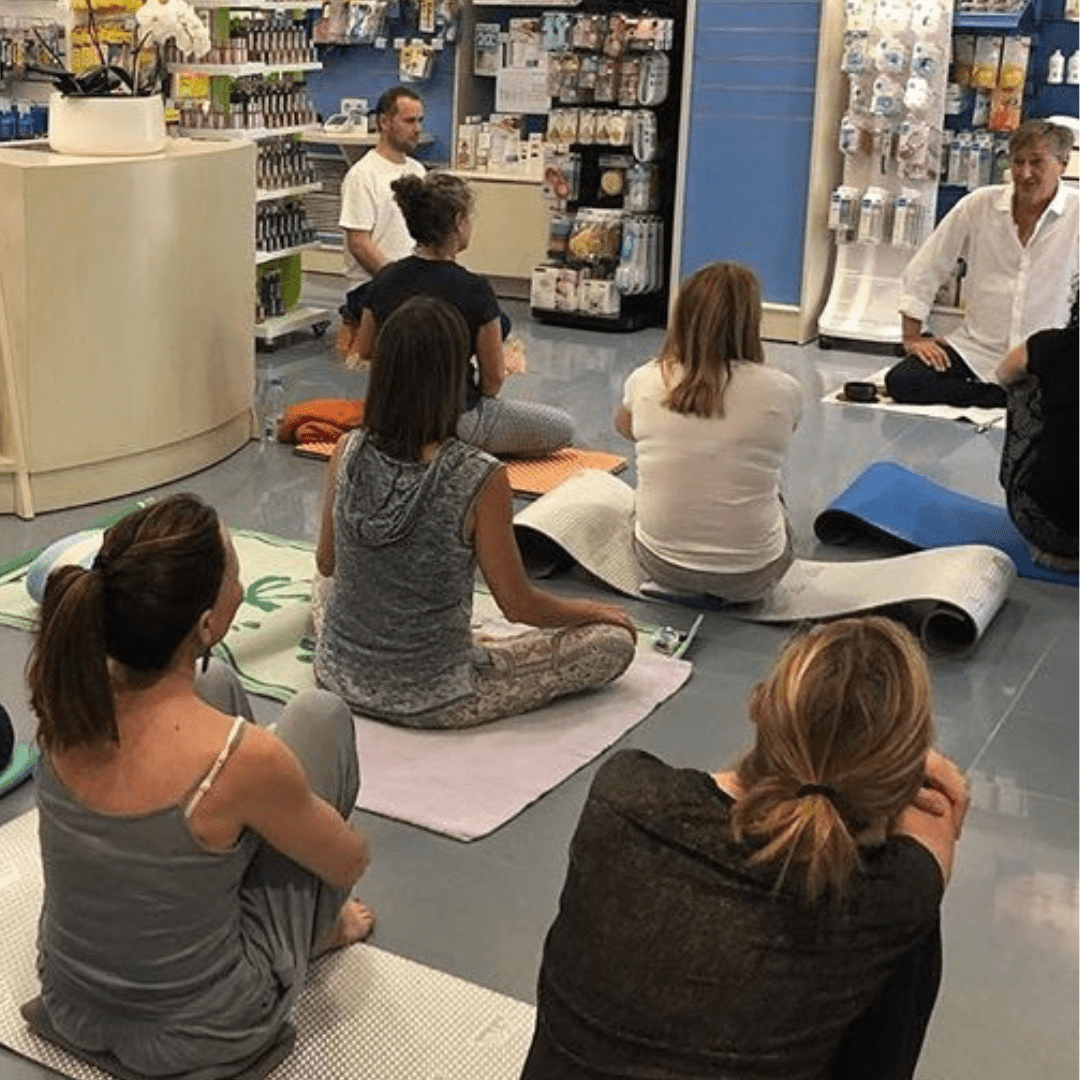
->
xmin=402 ymin=623 xmax=636 ymax=730
xmin=457 ymin=394 xmax=575 ymax=457
xmin=634 ymin=522 xmax=795 ymax=604
xmin=195 ymin=661 xmax=359 ymax=957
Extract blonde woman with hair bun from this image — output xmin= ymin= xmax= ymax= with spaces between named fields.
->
xmin=522 ymin=616 xmax=968 ymax=1080
xmin=615 ymin=261 xmax=803 ymax=602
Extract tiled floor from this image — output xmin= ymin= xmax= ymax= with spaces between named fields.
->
xmin=0 ymin=282 xmax=1076 ymax=1079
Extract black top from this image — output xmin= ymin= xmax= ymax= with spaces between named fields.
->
xmin=364 ymin=255 xmax=501 ymax=409
xmin=522 ymin=749 xmax=944 ymax=1080
xmin=1024 ymin=323 xmax=1079 ymax=535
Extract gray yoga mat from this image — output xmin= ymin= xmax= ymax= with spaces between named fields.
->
xmin=0 ymin=810 xmax=535 ymax=1080
xmin=513 ymin=470 xmax=1016 ymax=652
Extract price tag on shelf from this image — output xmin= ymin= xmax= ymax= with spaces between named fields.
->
xmin=432 ymin=37 xmax=444 ymax=49
xmin=374 ymin=36 xmax=387 ymax=49
xmin=393 ymin=36 xmax=405 ymax=48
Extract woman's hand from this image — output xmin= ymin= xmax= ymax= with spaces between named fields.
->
xmin=911 ymin=749 xmax=969 ymax=839
xmin=893 ymin=749 xmax=968 ymax=884
xmin=572 ymin=600 xmax=637 ymax=640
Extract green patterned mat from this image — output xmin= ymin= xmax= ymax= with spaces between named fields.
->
xmin=0 ymin=530 xmax=319 ymax=704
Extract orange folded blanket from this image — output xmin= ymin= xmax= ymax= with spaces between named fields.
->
xmin=277 ymin=399 xmax=365 ymax=445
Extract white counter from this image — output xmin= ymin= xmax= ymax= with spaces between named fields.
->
xmin=0 ymin=137 xmax=256 ymax=517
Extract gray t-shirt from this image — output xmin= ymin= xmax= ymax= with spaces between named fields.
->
xmin=315 ymin=431 xmax=500 ymax=723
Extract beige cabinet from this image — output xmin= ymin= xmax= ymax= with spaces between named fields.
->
xmin=0 ymin=137 xmax=255 ymax=518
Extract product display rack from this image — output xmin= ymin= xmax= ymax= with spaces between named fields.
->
xmin=817 ymin=0 xmax=956 ymax=346
xmin=453 ymin=0 xmax=685 ymax=332
xmin=172 ymin=2 xmax=331 ymax=347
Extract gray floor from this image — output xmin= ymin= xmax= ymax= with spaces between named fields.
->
xmin=0 ymin=282 xmax=1076 ymax=1079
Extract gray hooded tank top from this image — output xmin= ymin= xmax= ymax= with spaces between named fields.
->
xmin=314 ymin=431 xmax=500 ymax=722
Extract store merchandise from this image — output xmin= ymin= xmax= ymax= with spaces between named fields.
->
xmin=256 ymin=199 xmax=317 ymax=253
xmin=256 ymin=137 xmax=317 ymax=190
xmin=462 ymin=5 xmax=681 ymax=330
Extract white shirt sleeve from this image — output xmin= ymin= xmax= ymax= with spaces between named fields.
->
xmin=898 ymin=193 xmax=976 ymax=323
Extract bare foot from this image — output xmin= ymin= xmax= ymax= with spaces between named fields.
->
xmin=313 ymin=898 xmax=375 ymax=957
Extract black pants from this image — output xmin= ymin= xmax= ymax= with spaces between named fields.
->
xmin=885 ymin=344 xmax=1006 ymax=408
xmin=828 ymin=920 xmax=943 ymax=1080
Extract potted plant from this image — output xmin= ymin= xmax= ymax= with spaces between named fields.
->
xmin=28 ymin=0 xmax=211 ymax=155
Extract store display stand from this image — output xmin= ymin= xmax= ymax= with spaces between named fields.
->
xmin=172 ymin=4 xmax=331 ymax=348
xmin=817 ymin=0 xmax=955 ymax=346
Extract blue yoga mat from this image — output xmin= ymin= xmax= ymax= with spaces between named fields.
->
xmin=814 ymin=461 xmax=1077 ymax=587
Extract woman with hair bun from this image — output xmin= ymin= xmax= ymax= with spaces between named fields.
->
xmin=522 ymin=616 xmax=968 ymax=1080
xmin=25 ymin=495 xmax=372 ymax=1079
xmin=344 ymin=170 xmax=576 ymax=457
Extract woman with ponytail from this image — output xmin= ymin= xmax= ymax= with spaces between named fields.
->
xmin=521 ymin=616 xmax=968 ymax=1080
xmin=25 ymin=495 xmax=372 ymax=1079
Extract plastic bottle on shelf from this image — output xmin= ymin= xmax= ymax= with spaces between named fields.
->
xmin=1067 ymin=50 xmax=1080 ymax=86
xmin=260 ymin=375 xmax=286 ymax=443
xmin=1047 ymin=50 xmax=1065 ymax=85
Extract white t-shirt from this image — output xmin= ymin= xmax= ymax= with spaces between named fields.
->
xmin=624 ymin=358 xmax=803 ymax=573
xmin=338 ymin=149 xmax=426 ymax=286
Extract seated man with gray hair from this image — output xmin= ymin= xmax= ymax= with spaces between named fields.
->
xmin=886 ymin=119 xmax=1078 ymax=408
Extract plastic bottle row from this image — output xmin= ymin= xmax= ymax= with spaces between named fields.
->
xmin=256 ymin=200 xmax=316 ymax=254
xmin=166 ymin=15 xmax=315 ymax=67
xmin=256 ymin=272 xmax=286 ymax=325
xmin=828 ymin=185 xmax=930 ymax=247
xmin=0 ymin=98 xmax=46 ymax=141
xmin=177 ymin=83 xmax=316 ymax=132
xmin=257 ymin=138 xmax=316 ymax=190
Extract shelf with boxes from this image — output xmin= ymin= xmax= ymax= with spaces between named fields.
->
xmin=170 ymin=2 xmax=330 ymax=345
xmin=455 ymin=1 xmax=685 ymax=329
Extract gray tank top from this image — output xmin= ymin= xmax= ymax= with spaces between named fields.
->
xmin=315 ymin=430 xmax=500 ymax=722
xmin=36 ymin=728 xmax=291 ymax=1075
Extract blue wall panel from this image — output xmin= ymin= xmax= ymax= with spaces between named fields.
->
xmin=679 ymin=0 xmax=822 ymax=305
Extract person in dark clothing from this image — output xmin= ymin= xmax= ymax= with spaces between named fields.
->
xmin=996 ymin=297 xmax=1079 ymax=571
xmin=342 ymin=171 xmax=574 ymax=457
xmin=522 ymin=616 xmax=968 ymax=1080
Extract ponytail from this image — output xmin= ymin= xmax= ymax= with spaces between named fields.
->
xmin=27 ymin=563 xmax=116 ymax=751
xmin=26 ymin=494 xmax=226 ymax=752
xmin=732 ymin=617 xmax=933 ymax=903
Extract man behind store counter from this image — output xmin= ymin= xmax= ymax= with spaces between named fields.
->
xmin=338 ymin=86 xmax=426 ymax=325
xmin=885 ymin=119 xmax=1078 ymax=409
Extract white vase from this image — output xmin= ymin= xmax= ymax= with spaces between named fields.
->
xmin=48 ymin=91 xmax=167 ymax=157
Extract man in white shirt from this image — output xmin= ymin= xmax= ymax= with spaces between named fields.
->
xmin=886 ymin=120 xmax=1078 ymax=408
xmin=338 ymin=86 xmax=426 ymax=324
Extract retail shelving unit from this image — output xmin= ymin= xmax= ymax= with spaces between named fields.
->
xmin=170 ymin=3 xmax=330 ymax=347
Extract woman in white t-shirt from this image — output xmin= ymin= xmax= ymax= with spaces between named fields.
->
xmin=615 ymin=262 xmax=803 ymax=602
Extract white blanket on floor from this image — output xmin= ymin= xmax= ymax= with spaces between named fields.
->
xmin=821 ymin=366 xmax=1005 ymax=427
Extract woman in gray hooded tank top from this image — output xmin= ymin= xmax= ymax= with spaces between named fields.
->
xmin=25 ymin=495 xmax=372 ymax=1078
xmin=314 ymin=296 xmax=636 ymax=729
